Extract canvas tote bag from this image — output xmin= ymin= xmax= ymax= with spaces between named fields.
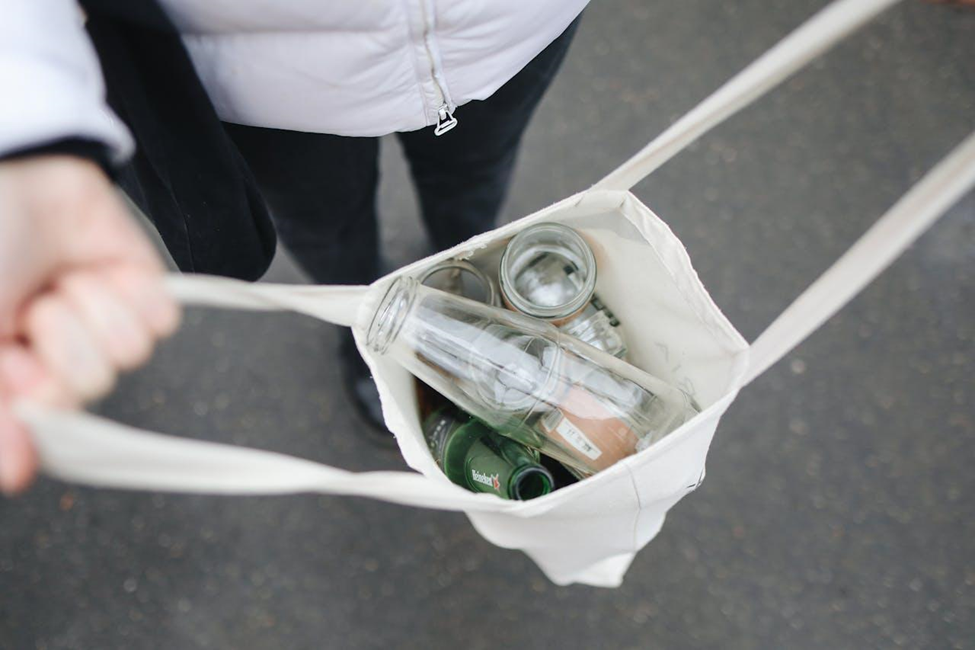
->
xmin=18 ymin=0 xmax=975 ymax=587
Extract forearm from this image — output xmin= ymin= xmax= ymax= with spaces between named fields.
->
xmin=0 ymin=0 xmax=132 ymax=162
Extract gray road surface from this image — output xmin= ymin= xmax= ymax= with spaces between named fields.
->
xmin=2 ymin=1 xmax=973 ymax=648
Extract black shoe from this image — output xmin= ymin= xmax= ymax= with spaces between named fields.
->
xmin=340 ymin=332 xmax=397 ymax=445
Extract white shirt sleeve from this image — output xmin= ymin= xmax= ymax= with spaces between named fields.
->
xmin=0 ymin=0 xmax=134 ymax=162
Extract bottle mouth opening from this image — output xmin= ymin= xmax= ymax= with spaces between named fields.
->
xmin=511 ymin=465 xmax=554 ymax=500
xmin=499 ymin=222 xmax=597 ymax=320
xmin=366 ymin=277 xmax=416 ymax=355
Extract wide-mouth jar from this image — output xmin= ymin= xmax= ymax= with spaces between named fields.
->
xmin=499 ymin=222 xmax=597 ymax=325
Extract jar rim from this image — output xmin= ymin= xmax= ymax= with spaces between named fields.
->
xmin=418 ymin=259 xmax=499 ymax=306
xmin=499 ymin=222 xmax=597 ymax=320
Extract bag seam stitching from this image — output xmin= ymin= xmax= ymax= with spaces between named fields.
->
xmin=621 ymin=193 xmax=745 ymax=355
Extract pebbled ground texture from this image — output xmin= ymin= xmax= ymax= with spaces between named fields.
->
xmin=1 ymin=1 xmax=973 ymax=649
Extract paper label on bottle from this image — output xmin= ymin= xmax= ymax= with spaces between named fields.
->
xmin=550 ymin=416 xmax=603 ymax=461
xmin=540 ymin=386 xmax=641 ymax=473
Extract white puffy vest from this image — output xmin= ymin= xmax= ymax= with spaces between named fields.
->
xmin=1 ymin=0 xmax=587 ymax=161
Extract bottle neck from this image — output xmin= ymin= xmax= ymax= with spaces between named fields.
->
xmin=508 ymin=464 xmax=554 ymax=501
xmin=463 ymin=431 xmax=552 ymax=501
xmin=366 ymin=277 xmax=417 ymax=354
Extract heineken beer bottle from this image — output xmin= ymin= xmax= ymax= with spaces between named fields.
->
xmin=424 ymin=407 xmax=554 ymax=500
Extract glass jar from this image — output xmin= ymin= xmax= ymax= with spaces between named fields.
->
xmin=366 ymin=277 xmax=697 ymax=476
xmin=499 ymin=222 xmax=627 ymax=359
xmin=418 ymin=259 xmax=499 ymax=306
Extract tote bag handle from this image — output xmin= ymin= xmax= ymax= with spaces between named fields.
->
xmin=590 ymin=0 xmax=975 ymax=384
xmin=742 ymin=133 xmax=975 ymax=384
xmin=17 ymin=278 xmax=516 ymax=513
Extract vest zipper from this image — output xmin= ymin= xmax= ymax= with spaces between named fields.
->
xmin=435 ymin=104 xmax=458 ymax=136
xmin=418 ymin=0 xmax=458 ymax=135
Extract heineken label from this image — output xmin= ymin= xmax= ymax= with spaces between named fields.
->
xmin=471 ymin=468 xmax=502 ymax=492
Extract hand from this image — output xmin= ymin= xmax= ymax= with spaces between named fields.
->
xmin=0 ymin=155 xmax=180 ymax=494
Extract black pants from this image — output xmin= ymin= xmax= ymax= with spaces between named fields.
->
xmin=225 ymin=18 xmax=579 ymax=287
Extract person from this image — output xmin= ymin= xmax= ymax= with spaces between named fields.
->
xmin=0 ymin=0 xmax=586 ymax=493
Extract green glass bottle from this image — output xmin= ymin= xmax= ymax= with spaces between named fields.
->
xmin=423 ymin=406 xmax=554 ymax=500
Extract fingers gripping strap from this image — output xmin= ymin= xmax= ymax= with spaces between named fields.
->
xmin=593 ymin=0 xmax=903 ymax=192
xmin=165 ymin=274 xmax=367 ymax=327
xmin=744 ymin=131 xmax=975 ymax=385
xmin=18 ymin=403 xmax=508 ymax=512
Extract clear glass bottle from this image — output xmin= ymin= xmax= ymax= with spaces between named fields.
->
xmin=500 ymin=223 xmax=627 ymax=359
xmin=366 ymin=277 xmax=697 ymax=476
xmin=424 ymin=406 xmax=553 ymax=500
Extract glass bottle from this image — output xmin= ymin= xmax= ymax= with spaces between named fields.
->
xmin=415 ymin=258 xmax=495 ymax=422
xmin=366 ymin=277 xmax=698 ymax=476
xmin=500 ymin=222 xmax=627 ymax=359
xmin=424 ymin=406 xmax=553 ymax=500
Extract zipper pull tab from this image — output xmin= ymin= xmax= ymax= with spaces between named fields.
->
xmin=434 ymin=105 xmax=458 ymax=136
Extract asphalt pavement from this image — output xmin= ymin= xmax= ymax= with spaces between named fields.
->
xmin=1 ymin=1 xmax=973 ymax=648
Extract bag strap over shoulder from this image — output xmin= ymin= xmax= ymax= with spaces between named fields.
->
xmin=593 ymin=0 xmax=903 ymax=192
